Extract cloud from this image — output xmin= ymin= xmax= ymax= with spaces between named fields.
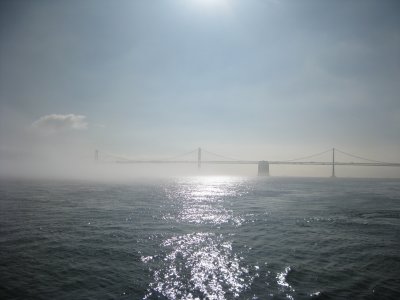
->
xmin=31 ymin=114 xmax=88 ymax=134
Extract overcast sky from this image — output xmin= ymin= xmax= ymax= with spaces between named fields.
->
xmin=1 ymin=0 xmax=400 ymax=177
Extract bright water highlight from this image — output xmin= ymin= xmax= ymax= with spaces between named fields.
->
xmin=1 ymin=177 xmax=399 ymax=299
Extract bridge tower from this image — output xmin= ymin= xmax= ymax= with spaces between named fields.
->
xmin=95 ymin=149 xmax=99 ymax=162
xmin=331 ymin=148 xmax=336 ymax=178
xmin=258 ymin=161 xmax=269 ymax=176
xmin=198 ymin=147 xmax=201 ymax=169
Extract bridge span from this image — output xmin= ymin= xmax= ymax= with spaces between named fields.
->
xmin=95 ymin=148 xmax=400 ymax=177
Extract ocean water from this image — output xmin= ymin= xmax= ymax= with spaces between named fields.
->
xmin=0 ymin=177 xmax=399 ymax=300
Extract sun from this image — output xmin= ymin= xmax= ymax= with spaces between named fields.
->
xmin=191 ymin=0 xmax=230 ymax=12
xmin=193 ymin=0 xmax=222 ymax=6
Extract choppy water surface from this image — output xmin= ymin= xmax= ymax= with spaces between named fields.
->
xmin=1 ymin=177 xmax=400 ymax=299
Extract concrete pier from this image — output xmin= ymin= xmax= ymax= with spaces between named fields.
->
xmin=258 ymin=161 xmax=270 ymax=176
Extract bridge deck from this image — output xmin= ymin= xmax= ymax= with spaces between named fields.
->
xmin=115 ymin=160 xmax=400 ymax=167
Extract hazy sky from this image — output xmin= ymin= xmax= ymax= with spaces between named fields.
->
xmin=1 ymin=0 xmax=400 ymax=177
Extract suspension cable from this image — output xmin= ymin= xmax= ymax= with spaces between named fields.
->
xmin=334 ymin=148 xmax=390 ymax=164
xmin=164 ymin=149 xmax=198 ymax=161
xmin=102 ymin=149 xmax=199 ymax=162
xmin=202 ymin=149 xmax=241 ymax=161
xmin=100 ymin=151 xmax=134 ymax=162
xmin=281 ymin=148 xmax=333 ymax=162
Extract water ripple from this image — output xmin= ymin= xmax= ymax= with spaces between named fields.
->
xmin=276 ymin=266 xmax=295 ymax=299
xmin=143 ymin=233 xmax=254 ymax=299
xmin=163 ymin=177 xmax=249 ymax=226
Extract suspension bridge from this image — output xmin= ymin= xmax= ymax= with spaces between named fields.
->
xmin=94 ymin=148 xmax=400 ymax=177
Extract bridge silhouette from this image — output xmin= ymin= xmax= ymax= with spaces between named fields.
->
xmin=94 ymin=148 xmax=400 ymax=177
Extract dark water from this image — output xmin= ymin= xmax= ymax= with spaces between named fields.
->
xmin=1 ymin=177 xmax=400 ymax=300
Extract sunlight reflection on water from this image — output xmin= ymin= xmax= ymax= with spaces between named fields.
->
xmin=163 ymin=176 xmax=247 ymax=226
xmin=144 ymin=176 xmax=255 ymax=299
xmin=276 ymin=266 xmax=295 ymax=300
xmin=144 ymin=233 xmax=254 ymax=299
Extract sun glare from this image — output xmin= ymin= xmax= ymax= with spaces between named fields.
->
xmin=191 ymin=0 xmax=230 ymax=12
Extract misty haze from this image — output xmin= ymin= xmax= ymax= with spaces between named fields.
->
xmin=1 ymin=1 xmax=400 ymax=299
